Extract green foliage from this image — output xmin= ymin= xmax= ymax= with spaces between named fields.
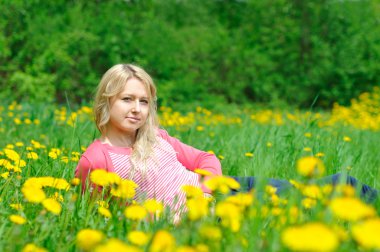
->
xmin=1 ymin=0 xmax=380 ymax=107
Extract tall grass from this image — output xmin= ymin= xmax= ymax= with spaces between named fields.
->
xmin=0 ymin=98 xmax=379 ymax=251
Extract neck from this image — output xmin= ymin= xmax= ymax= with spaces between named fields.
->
xmin=101 ymin=130 xmax=136 ymax=148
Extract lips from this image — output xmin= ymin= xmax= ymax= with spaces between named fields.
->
xmin=126 ymin=116 xmax=140 ymax=122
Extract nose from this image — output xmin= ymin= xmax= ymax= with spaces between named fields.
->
xmin=132 ymin=100 xmax=141 ymax=112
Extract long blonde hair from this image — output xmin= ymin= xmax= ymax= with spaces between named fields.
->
xmin=94 ymin=64 xmax=159 ymax=173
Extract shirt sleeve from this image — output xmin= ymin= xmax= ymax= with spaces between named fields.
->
xmin=158 ymin=129 xmax=222 ymax=176
xmin=75 ymin=147 xmax=108 ymax=192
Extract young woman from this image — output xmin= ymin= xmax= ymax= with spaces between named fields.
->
xmin=75 ymin=64 xmax=221 ymax=215
xmin=75 ymin=64 xmax=377 ymax=216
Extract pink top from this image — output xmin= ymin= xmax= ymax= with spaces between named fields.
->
xmin=75 ymin=129 xmax=222 ymax=213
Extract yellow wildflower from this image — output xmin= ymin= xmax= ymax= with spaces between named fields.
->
xmin=124 ymin=205 xmax=147 ymax=221
xmin=1 ymin=172 xmax=9 ymax=179
xmin=329 ymin=197 xmax=376 ymax=221
xmin=127 ymin=230 xmax=150 ymax=246
xmin=244 ymin=152 xmax=254 ymax=157
xmin=42 ymin=198 xmax=62 ymax=215
xmin=21 ymin=186 xmax=46 ymax=203
xmin=215 ymin=201 xmax=242 ymax=232
xmin=76 ymin=229 xmax=104 ymax=251
xmin=296 ymin=156 xmax=325 ymax=178
xmin=143 ymin=199 xmax=164 ymax=216
xmin=194 ymin=169 xmax=213 ymax=176
xmin=26 ymin=151 xmax=38 ymax=160
xmin=225 ymin=192 xmax=254 ymax=208
xmin=98 ymin=206 xmax=112 ymax=218
xmin=303 ymin=147 xmax=312 ymax=152
xmin=282 ymin=222 xmax=339 ymax=252
xmin=182 ymin=185 xmax=204 ymax=198
xmin=70 ymin=177 xmax=81 ymax=186
xmin=9 ymin=203 xmax=23 ymax=210
xmin=22 ymin=243 xmax=48 ymax=252
xmin=186 ymin=197 xmax=209 ymax=221
xmin=204 ymin=176 xmax=240 ymax=194
xmin=352 ymin=218 xmax=380 ymax=250
xmin=94 ymin=238 xmax=142 ymax=252
xmin=150 ymin=230 xmax=176 ymax=252
xmin=304 ymin=132 xmax=312 ymax=138
xmin=4 ymin=149 xmax=20 ymax=161
xmin=9 ymin=214 xmax=27 ymax=225
xmin=110 ymin=179 xmax=137 ymax=199
xmin=199 ymin=225 xmax=222 ymax=241
xmin=90 ymin=169 xmax=110 ymax=186
xmin=315 ymin=152 xmax=325 ymax=157
xmin=302 ymin=198 xmax=317 ymax=209
xmin=343 ymin=136 xmax=351 ymax=142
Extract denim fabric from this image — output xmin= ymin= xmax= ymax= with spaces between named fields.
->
xmin=230 ymin=173 xmax=378 ymax=202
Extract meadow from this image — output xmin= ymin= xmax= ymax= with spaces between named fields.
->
xmin=1 ymin=88 xmax=380 ymax=251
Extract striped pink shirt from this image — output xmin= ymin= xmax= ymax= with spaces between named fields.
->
xmin=75 ymin=129 xmax=222 ymax=214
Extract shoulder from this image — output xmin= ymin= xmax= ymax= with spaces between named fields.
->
xmin=80 ymin=140 xmax=109 ymax=169
xmin=157 ymin=128 xmax=170 ymax=139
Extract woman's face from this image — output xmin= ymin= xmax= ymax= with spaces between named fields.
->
xmin=107 ymin=78 xmax=149 ymax=137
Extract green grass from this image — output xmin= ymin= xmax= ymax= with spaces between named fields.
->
xmin=0 ymin=102 xmax=379 ymax=251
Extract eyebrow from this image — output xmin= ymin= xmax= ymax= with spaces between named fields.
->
xmin=120 ymin=93 xmax=149 ymax=99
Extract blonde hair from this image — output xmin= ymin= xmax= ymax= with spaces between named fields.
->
xmin=94 ymin=64 xmax=159 ymax=174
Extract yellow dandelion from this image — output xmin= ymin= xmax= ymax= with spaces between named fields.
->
xmin=98 ymin=206 xmax=112 ymax=218
xmin=182 ymin=185 xmax=204 ymax=198
xmin=150 ymin=230 xmax=176 ymax=252
xmin=304 ymin=132 xmax=312 ymax=138
xmin=329 ymin=197 xmax=376 ymax=221
xmin=9 ymin=214 xmax=27 ymax=225
xmin=4 ymin=149 xmax=20 ymax=161
xmin=90 ymin=169 xmax=110 ymax=186
xmin=204 ymin=176 xmax=241 ymax=194
xmin=94 ymin=238 xmax=142 ymax=252
xmin=48 ymin=152 xmax=58 ymax=159
xmin=301 ymin=184 xmax=322 ymax=199
xmin=343 ymin=136 xmax=351 ymax=142
xmin=266 ymin=142 xmax=273 ymax=147
xmin=196 ymin=126 xmax=204 ymax=131
xmin=1 ymin=172 xmax=9 ymax=179
xmin=143 ymin=199 xmax=164 ymax=216
xmin=296 ymin=156 xmax=325 ymax=178
xmin=303 ymin=147 xmax=312 ymax=152
xmin=352 ymin=218 xmax=380 ymax=250
xmin=281 ymin=222 xmax=339 ymax=252
xmin=225 ymin=192 xmax=254 ymax=208
xmin=22 ymin=243 xmax=48 ymax=252
xmin=215 ymin=201 xmax=242 ymax=232
xmin=9 ymin=203 xmax=23 ymax=210
xmin=96 ymin=200 xmax=109 ymax=208
xmin=70 ymin=177 xmax=81 ymax=186
xmin=21 ymin=186 xmax=46 ymax=203
xmin=110 ymin=179 xmax=137 ymax=199
xmin=218 ymin=155 xmax=225 ymax=160
xmin=15 ymin=142 xmax=24 ymax=147
xmin=186 ymin=197 xmax=209 ymax=221
xmin=244 ymin=152 xmax=254 ymax=157
xmin=76 ymin=229 xmax=104 ymax=251
xmin=199 ymin=225 xmax=222 ymax=241
xmin=27 ymin=152 xmax=39 ymax=160
xmin=124 ymin=205 xmax=147 ymax=221
xmin=302 ymin=198 xmax=317 ymax=209
xmin=42 ymin=198 xmax=62 ymax=215
xmin=194 ymin=169 xmax=213 ymax=177
xmin=315 ymin=152 xmax=325 ymax=157
xmin=127 ymin=230 xmax=150 ymax=246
